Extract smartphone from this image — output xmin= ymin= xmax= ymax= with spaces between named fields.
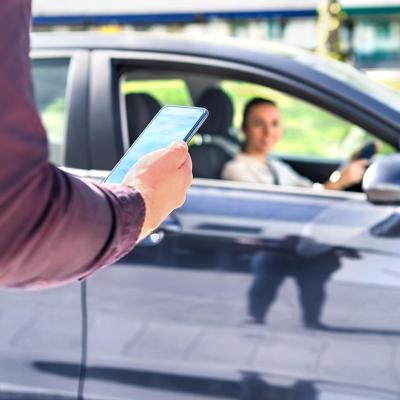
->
xmin=105 ymin=105 xmax=208 ymax=184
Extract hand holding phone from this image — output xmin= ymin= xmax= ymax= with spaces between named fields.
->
xmin=105 ymin=106 xmax=208 ymax=184
xmin=123 ymin=141 xmax=192 ymax=240
xmin=105 ymin=105 xmax=208 ymax=240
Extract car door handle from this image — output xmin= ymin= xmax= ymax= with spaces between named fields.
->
xmin=197 ymin=223 xmax=261 ymax=235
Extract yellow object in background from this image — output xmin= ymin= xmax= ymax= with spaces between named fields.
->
xmin=97 ymin=25 xmax=123 ymax=33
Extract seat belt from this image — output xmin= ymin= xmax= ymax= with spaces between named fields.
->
xmin=268 ymin=162 xmax=280 ymax=185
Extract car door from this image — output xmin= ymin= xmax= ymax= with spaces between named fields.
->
xmin=0 ymin=50 xmax=91 ymax=399
xmin=81 ymin=182 xmax=400 ymax=400
xmin=79 ymin=49 xmax=400 ymax=399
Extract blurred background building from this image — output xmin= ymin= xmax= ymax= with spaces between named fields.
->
xmin=32 ymin=0 xmax=400 ymax=67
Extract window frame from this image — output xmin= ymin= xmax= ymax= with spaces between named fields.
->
xmin=219 ymin=79 xmax=395 ymax=160
xmin=31 ymin=51 xmax=72 ymax=166
xmin=119 ymin=74 xmax=194 ymax=152
xmin=31 ymin=50 xmax=91 ymax=169
xmin=88 ymin=49 xmax=399 ymax=171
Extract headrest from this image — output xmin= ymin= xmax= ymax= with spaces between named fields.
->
xmin=125 ymin=93 xmax=161 ymax=143
xmin=189 ymin=143 xmax=232 ymax=179
xmin=196 ymin=88 xmax=233 ymax=137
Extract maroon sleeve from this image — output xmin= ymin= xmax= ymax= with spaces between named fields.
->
xmin=0 ymin=0 xmax=145 ymax=289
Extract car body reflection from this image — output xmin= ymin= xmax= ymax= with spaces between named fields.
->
xmin=247 ymin=236 xmax=359 ymax=328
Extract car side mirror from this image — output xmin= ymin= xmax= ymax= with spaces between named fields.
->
xmin=363 ymin=154 xmax=400 ymax=205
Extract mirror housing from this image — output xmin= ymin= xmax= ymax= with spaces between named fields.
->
xmin=363 ymin=154 xmax=400 ymax=205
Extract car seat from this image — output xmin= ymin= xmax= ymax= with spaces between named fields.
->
xmin=125 ymin=93 xmax=161 ymax=144
xmin=190 ymin=88 xmax=240 ymax=179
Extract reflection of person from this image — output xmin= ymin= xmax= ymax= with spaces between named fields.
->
xmin=247 ymin=237 xmax=360 ymax=327
xmin=222 ymin=97 xmax=369 ymax=189
xmin=0 ymin=1 xmax=192 ymax=289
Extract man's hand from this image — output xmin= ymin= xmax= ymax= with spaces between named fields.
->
xmin=123 ymin=141 xmax=193 ymax=240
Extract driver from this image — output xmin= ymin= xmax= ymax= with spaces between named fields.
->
xmin=222 ymin=97 xmax=369 ymax=190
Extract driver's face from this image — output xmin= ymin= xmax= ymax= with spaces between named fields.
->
xmin=243 ymin=104 xmax=283 ymax=155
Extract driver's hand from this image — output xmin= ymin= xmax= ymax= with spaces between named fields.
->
xmin=350 ymin=142 xmax=380 ymax=161
xmin=337 ymin=159 xmax=370 ymax=189
xmin=122 ymin=141 xmax=193 ymax=240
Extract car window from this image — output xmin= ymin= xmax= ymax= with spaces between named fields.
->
xmin=120 ymin=77 xmax=193 ymax=148
xmin=31 ymin=58 xmax=70 ymax=166
xmin=222 ymin=80 xmax=396 ymax=159
xmin=121 ymin=79 xmax=192 ymax=106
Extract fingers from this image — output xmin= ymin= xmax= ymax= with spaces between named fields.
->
xmin=351 ymin=160 xmax=369 ymax=182
xmin=166 ymin=150 xmax=192 ymax=207
xmin=347 ymin=159 xmax=369 ymax=171
xmin=339 ymin=159 xmax=369 ymax=187
xmin=355 ymin=159 xmax=370 ymax=167
xmin=182 ymin=156 xmax=193 ymax=187
xmin=354 ymin=160 xmax=370 ymax=178
xmin=178 ymin=155 xmax=193 ymax=205
xmin=180 ymin=150 xmax=192 ymax=172
xmin=131 ymin=141 xmax=190 ymax=175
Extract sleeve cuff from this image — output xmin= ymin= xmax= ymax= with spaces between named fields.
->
xmin=79 ymin=183 xmax=146 ymax=280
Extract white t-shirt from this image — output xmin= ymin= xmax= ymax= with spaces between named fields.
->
xmin=222 ymin=153 xmax=313 ymax=188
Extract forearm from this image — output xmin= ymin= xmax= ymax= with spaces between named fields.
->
xmin=0 ymin=164 xmax=145 ymax=289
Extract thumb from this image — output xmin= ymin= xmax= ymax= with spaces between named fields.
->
xmin=162 ymin=141 xmax=189 ymax=169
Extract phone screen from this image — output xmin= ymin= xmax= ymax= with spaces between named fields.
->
xmin=105 ymin=106 xmax=208 ymax=184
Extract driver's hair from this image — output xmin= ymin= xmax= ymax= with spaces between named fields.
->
xmin=241 ymin=97 xmax=277 ymax=131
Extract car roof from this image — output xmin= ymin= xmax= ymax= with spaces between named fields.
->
xmin=31 ymin=32 xmax=400 ymax=143
xmin=31 ymin=31 xmax=319 ymax=83
xmin=31 ymin=31 xmax=304 ymax=59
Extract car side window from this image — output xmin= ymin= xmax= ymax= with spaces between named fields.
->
xmin=121 ymin=78 xmax=192 ymax=106
xmin=32 ymin=58 xmax=70 ymax=166
xmin=120 ymin=77 xmax=193 ymax=146
xmin=222 ymin=80 xmax=396 ymax=159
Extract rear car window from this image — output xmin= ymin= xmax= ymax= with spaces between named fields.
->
xmin=120 ymin=77 xmax=193 ymax=148
xmin=32 ymin=58 xmax=70 ymax=166
xmin=122 ymin=79 xmax=192 ymax=106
